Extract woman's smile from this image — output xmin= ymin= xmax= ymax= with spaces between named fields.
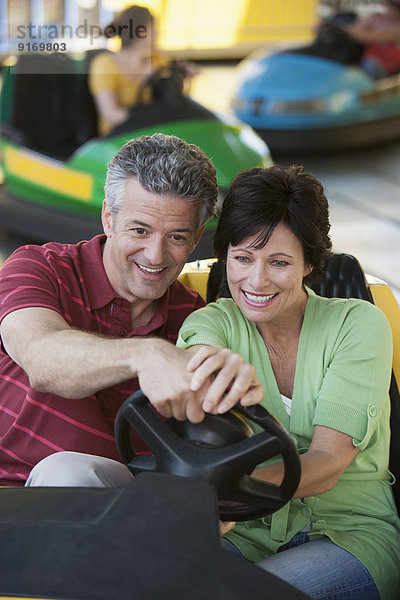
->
xmin=241 ymin=289 xmax=278 ymax=307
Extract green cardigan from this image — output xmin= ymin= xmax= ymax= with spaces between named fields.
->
xmin=177 ymin=289 xmax=400 ymax=600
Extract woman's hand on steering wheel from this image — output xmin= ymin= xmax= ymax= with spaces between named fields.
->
xmin=186 ymin=345 xmax=265 ymax=414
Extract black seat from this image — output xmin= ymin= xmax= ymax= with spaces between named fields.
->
xmin=309 ymin=253 xmax=373 ymax=301
xmin=8 ymin=53 xmax=98 ymax=159
xmin=206 ymin=253 xmax=400 ymax=512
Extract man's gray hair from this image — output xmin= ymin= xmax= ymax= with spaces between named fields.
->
xmin=104 ymin=133 xmax=218 ymax=228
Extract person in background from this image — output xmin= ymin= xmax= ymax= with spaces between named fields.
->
xmin=344 ymin=0 xmax=400 ymax=78
xmin=0 ymin=133 xmax=263 ymax=489
xmin=177 ymin=164 xmax=400 ymax=600
xmin=88 ymin=5 xmax=196 ymax=135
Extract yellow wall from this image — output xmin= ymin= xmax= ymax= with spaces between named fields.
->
xmin=103 ymin=0 xmax=316 ymax=58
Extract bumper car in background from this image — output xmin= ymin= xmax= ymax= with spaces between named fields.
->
xmin=0 ymin=53 xmax=271 ymax=255
xmin=232 ymin=16 xmax=400 ymax=154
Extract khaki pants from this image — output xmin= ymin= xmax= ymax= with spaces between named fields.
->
xmin=25 ymin=451 xmax=134 ymax=487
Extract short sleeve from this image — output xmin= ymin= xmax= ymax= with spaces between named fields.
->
xmin=88 ymin=52 xmax=117 ymax=95
xmin=0 ymin=246 xmax=63 ymax=323
xmin=176 ymin=302 xmax=231 ymax=349
xmin=313 ymin=301 xmax=393 ymax=450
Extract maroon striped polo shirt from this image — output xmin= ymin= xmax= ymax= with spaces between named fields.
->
xmin=0 ymin=235 xmax=205 ymax=486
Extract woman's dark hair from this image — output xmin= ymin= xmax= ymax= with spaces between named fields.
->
xmin=105 ymin=5 xmax=153 ymax=49
xmin=214 ymin=165 xmax=332 ymax=284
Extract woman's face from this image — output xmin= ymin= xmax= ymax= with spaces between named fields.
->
xmin=226 ymin=222 xmax=312 ymax=327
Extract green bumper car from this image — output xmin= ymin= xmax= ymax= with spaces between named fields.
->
xmin=0 ymin=53 xmax=271 ymax=257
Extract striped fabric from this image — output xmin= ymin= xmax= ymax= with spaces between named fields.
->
xmin=0 ymin=235 xmax=204 ymax=486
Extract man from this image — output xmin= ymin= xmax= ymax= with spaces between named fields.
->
xmin=0 ymin=133 xmax=262 ymax=487
xmin=344 ymin=0 xmax=400 ymax=78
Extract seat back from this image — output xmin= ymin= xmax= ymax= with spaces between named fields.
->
xmin=308 ymin=253 xmax=373 ymax=301
xmin=206 ymin=253 xmax=400 ymax=512
xmin=4 ymin=53 xmax=98 ymax=159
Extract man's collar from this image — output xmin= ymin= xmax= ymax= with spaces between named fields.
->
xmin=130 ymin=288 xmax=170 ymax=335
xmin=80 ymin=234 xmax=118 ymax=310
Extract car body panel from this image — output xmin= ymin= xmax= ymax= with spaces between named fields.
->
xmin=232 ymin=49 xmax=400 ymax=152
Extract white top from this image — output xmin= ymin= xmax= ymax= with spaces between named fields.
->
xmin=281 ymin=394 xmax=292 ymax=416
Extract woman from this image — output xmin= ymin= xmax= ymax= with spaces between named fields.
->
xmin=177 ymin=165 xmax=400 ymax=599
xmin=88 ymin=5 xmax=162 ymax=135
xmin=88 ymin=5 xmax=196 ymax=135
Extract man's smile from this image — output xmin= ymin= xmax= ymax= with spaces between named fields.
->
xmin=135 ymin=261 xmax=166 ymax=275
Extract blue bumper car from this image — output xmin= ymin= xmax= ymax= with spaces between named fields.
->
xmin=232 ymin=20 xmax=400 ymax=154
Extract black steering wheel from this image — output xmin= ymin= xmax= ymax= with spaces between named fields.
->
xmin=316 ymin=19 xmax=365 ymax=64
xmin=115 ymin=391 xmax=301 ymax=521
xmin=136 ymin=61 xmax=187 ymax=105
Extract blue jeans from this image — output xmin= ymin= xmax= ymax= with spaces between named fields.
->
xmin=222 ymin=533 xmax=380 ymax=599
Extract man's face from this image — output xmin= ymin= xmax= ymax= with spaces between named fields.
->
xmin=102 ymin=177 xmax=203 ymax=304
